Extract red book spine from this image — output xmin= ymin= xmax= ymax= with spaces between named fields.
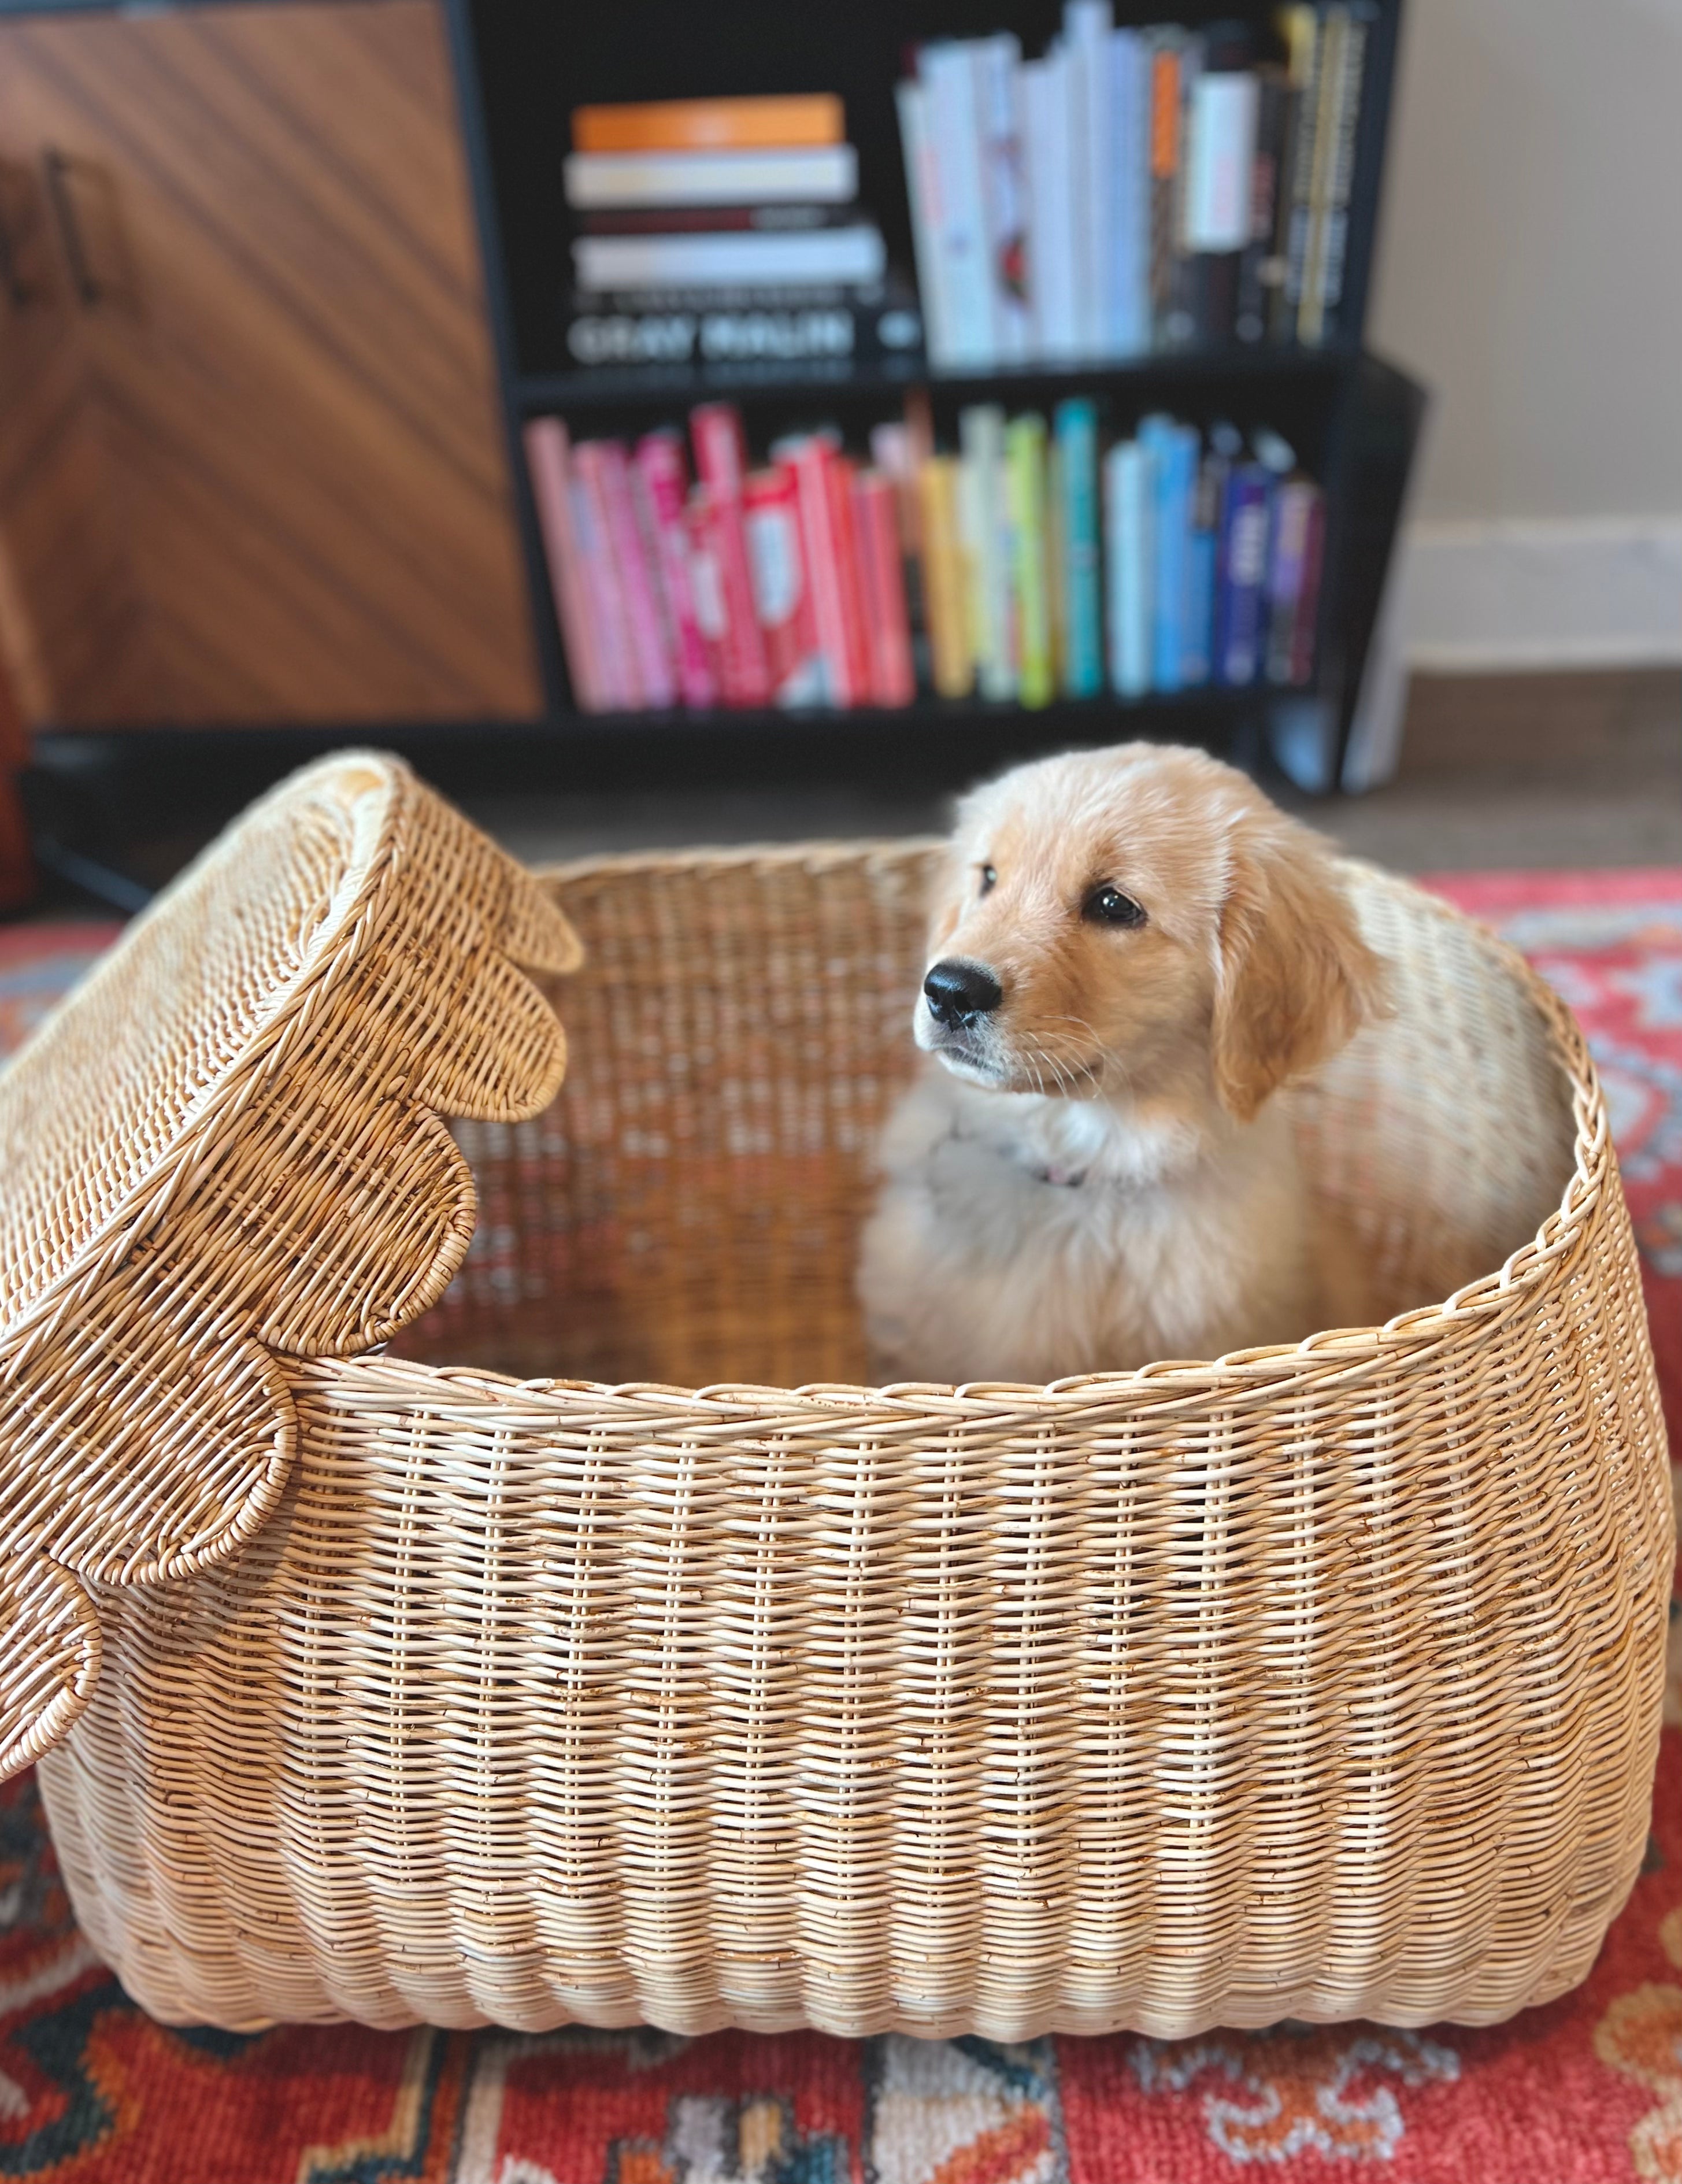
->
xmin=566 ymin=440 xmax=638 ymax=709
xmin=633 ymin=431 xmax=716 ymax=709
xmin=523 ymin=417 xmax=604 ymax=712
xmin=690 ymin=403 xmax=770 ymax=706
xmin=682 ymin=488 xmax=735 ymax=700
xmin=853 ymin=469 xmax=916 ymax=708
xmin=825 ymin=449 xmax=874 ymax=706
xmin=743 ymin=464 xmax=823 ymax=706
xmin=592 ymin=439 xmax=677 ymax=709
xmin=789 ymin=438 xmax=872 ymax=709
xmin=1289 ymin=487 xmax=1327 ymax=685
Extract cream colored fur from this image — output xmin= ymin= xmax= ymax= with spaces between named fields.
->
xmin=858 ymin=742 xmax=1390 ymax=1385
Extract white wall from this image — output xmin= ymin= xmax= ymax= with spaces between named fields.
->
xmin=1368 ymin=0 xmax=1682 ymax=665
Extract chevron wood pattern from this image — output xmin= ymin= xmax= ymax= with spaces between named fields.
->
xmin=0 ymin=0 xmax=541 ymax=730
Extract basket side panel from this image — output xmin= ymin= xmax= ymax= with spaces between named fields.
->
xmin=1296 ymin=883 xmax=1579 ymax=1321
xmin=395 ymin=846 xmax=940 ymax=1385
xmin=40 ymin=1264 xmax=1672 ymax=2041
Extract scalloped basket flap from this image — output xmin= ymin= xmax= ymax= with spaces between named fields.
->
xmin=0 ymin=751 xmax=580 ymax=1779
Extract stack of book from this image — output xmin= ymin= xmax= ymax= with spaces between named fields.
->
xmin=528 ymin=399 xmax=1323 ymax=716
xmin=917 ymin=404 xmax=1323 ymax=702
xmin=526 ymin=408 xmax=915 ymax=713
xmin=563 ymin=94 xmax=922 ymax=371
xmin=898 ymin=0 xmax=1373 ymax=366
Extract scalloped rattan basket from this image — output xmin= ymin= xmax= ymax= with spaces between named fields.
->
xmin=1 ymin=754 xmax=1671 ymax=2042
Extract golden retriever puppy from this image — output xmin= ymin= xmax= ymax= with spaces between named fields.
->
xmin=858 ymin=741 xmax=1390 ymax=1384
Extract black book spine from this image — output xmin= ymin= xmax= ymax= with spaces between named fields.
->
xmin=562 ymin=292 xmax=925 ymax=371
xmin=1236 ymin=66 xmax=1288 ymax=343
xmin=1271 ymin=11 xmax=1321 ymax=341
xmin=1316 ymin=6 xmax=1373 ymax=330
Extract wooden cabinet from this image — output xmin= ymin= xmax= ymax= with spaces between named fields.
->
xmin=0 ymin=0 xmax=542 ymax=730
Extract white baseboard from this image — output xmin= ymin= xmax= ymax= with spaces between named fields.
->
xmin=1399 ymin=517 xmax=1682 ymax=670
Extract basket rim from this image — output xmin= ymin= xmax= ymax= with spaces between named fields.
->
xmin=347 ymin=844 xmax=1614 ymax=1423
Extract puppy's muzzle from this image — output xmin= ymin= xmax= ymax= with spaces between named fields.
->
xmin=923 ymin=958 xmax=1003 ymax=1027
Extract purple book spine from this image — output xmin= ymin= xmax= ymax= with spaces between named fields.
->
xmin=1214 ymin=462 xmax=1271 ymax=686
xmin=1264 ymin=478 xmax=1314 ymax=684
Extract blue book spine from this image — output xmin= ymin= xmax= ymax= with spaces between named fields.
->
xmin=1143 ymin=416 xmax=1195 ymax=693
xmin=1215 ymin=464 xmax=1273 ymax=685
xmin=1106 ymin=31 xmax=1150 ymax=352
xmin=1104 ymin=440 xmax=1151 ymax=698
xmin=1055 ymin=399 xmax=1103 ymax=695
xmin=1182 ymin=446 xmax=1226 ymax=686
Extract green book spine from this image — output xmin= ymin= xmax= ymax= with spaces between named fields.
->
xmin=1055 ymin=397 xmax=1103 ymax=697
xmin=1005 ymin=414 xmax=1053 ymax=710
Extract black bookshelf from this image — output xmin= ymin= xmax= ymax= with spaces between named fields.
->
xmin=449 ymin=0 xmax=1425 ymax=791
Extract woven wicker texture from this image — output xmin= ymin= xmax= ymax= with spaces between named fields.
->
xmin=0 ymin=753 xmax=580 ymax=1777
xmin=23 ymin=835 xmax=1673 ymax=2041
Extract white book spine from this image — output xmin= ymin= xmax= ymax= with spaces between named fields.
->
xmin=1183 ymin=72 xmax=1261 ymax=252
xmin=922 ymin=42 xmax=996 ymax=366
xmin=960 ymin=404 xmax=1014 ymax=699
xmin=564 ymin=146 xmax=858 ymax=209
xmin=1105 ymin=440 xmax=1151 ymax=697
xmin=573 ymin=228 xmax=886 ymax=293
xmin=1065 ymin=1 xmax=1113 ymax=357
xmin=1022 ymin=50 xmax=1078 ymax=360
xmin=896 ymin=80 xmax=953 ymax=366
xmin=1107 ymin=30 xmax=1151 ymax=351
xmin=974 ymin=34 xmax=1032 ymax=365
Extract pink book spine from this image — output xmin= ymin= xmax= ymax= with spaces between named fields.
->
xmin=788 ymin=438 xmax=853 ymax=708
xmin=681 ymin=490 xmax=732 ymax=699
xmin=689 ymin=403 xmax=769 ymax=707
xmin=565 ymin=441 xmax=637 ymax=710
xmin=590 ymin=439 xmax=677 ymax=710
xmin=691 ymin=402 xmax=750 ymax=496
xmin=1290 ymin=487 xmax=1327 ymax=686
xmin=632 ymin=431 xmax=716 ymax=710
xmin=853 ymin=469 xmax=916 ymax=708
xmin=523 ymin=417 xmax=604 ymax=712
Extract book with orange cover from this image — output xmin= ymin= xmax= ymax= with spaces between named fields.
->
xmin=573 ymin=95 xmax=844 ymax=154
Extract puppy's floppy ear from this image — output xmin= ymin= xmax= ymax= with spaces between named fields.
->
xmin=1211 ymin=824 xmax=1390 ymax=1121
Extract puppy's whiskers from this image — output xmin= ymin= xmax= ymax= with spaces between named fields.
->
xmin=1018 ymin=1039 xmax=1094 ymax=1096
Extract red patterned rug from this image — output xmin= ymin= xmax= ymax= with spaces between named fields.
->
xmin=2 ymin=873 xmax=1679 ymax=2184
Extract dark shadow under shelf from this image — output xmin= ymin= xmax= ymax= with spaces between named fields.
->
xmin=516 ymin=339 xmax=1358 ymax=416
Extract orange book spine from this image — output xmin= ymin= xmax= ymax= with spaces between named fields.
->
xmin=573 ymin=95 xmax=844 ymax=153
xmin=916 ymin=456 xmax=974 ymax=699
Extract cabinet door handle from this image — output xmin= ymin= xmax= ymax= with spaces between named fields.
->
xmin=0 ymin=160 xmax=41 ymax=308
xmin=0 ymin=216 xmax=31 ymax=309
xmin=42 ymin=148 xmax=101 ymax=307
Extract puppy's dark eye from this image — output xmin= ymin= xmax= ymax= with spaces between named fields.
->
xmin=979 ymin=864 xmax=997 ymax=896
xmin=1084 ymin=884 xmax=1147 ymax=928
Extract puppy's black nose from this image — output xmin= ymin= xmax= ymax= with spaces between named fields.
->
xmin=923 ymin=958 xmax=1003 ymax=1026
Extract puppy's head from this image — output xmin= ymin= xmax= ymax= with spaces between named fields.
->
xmin=917 ymin=742 xmax=1388 ymax=1120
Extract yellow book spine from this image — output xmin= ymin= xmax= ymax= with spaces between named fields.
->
xmin=917 ymin=457 xmax=975 ymax=699
xmin=1005 ymin=417 xmax=1053 ymax=709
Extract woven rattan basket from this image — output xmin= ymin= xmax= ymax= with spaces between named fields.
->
xmin=0 ymin=753 xmax=1671 ymax=2042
